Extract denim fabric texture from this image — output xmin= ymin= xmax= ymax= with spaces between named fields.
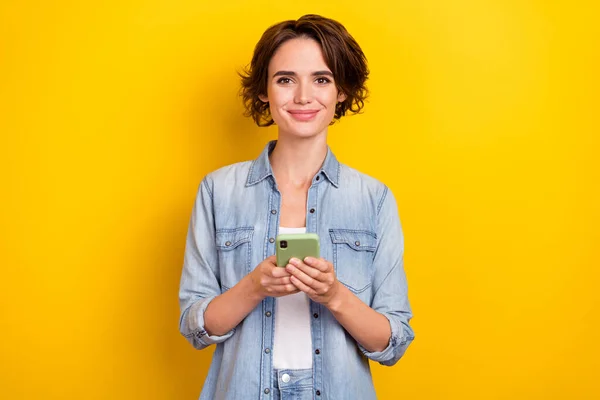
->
xmin=179 ymin=141 xmax=415 ymax=400
xmin=272 ymin=369 xmax=314 ymax=400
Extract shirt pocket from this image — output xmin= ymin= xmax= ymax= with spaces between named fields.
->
xmin=329 ymin=229 xmax=377 ymax=294
xmin=215 ymin=227 xmax=254 ymax=291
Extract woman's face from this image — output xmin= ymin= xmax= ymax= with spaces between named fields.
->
xmin=259 ymin=38 xmax=346 ymax=139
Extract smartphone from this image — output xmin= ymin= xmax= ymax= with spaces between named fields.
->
xmin=275 ymin=233 xmax=320 ymax=267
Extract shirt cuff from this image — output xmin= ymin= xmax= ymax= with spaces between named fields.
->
xmin=188 ymin=295 xmax=235 ymax=346
xmin=358 ymin=312 xmax=404 ymax=365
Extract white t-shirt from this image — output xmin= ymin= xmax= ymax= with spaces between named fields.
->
xmin=272 ymin=226 xmax=313 ymax=370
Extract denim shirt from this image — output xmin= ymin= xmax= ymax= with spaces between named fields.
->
xmin=179 ymin=141 xmax=415 ymax=400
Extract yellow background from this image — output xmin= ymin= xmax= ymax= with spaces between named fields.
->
xmin=1 ymin=0 xmax=598 ymax=399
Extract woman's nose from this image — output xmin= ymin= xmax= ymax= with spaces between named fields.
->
xmin=294 ymin=81 xmax=313 ymax=104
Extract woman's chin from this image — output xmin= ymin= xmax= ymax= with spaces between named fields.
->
xmin=277 ymin=122 xmax=329 ymax=140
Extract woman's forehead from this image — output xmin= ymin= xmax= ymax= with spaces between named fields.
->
xmin=268 ymin=38 xmax=330 ymax=75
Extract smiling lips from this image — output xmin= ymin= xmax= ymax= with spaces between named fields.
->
xmin=287 ymin=109 xmax=320 ymax=121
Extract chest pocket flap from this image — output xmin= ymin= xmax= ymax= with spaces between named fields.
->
xmin=329 ymin=229 xmax=377 ymax=294
xmin=215 ymin=227 xmax=254 ymax=290
xmin=216 ymin=228 xmax=253 ymax=250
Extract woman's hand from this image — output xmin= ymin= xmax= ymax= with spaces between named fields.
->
xmin=248 ymin=255 xmax=300 ymax=300
xmin=285 ymin=257 xmax=342 ymax=309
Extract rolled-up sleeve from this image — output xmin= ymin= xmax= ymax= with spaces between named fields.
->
xmin=179 ymin=177 xmax=234 ymax=350
xmin=359 ymin=186 xmax=415 ymax=365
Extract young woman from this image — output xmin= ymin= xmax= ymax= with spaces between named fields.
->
xmin=179 ymin=14 xmax=415 ymax=400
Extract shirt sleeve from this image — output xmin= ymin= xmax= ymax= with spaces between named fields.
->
xmin=178 ymin=177 xmax=234 ymax=350
xmin=358 ymin=186 xmax=415 ymax=365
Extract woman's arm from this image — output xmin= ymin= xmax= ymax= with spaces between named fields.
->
xmin=286 ymin=257 xmax=390 ymax=352
xmin=204 ymin=256 xmax=299 ymax=336
xmin=203 ymin=274 xmax=263 ymax=336
xmin=285 ymin=186 xmax=414 ymax=364
xmin=327 ymin=283 xmax=391 ymax=352
xmin=179 ymin=177 xmax=228 ymax=350
xmin=180 ymin=178 xmax=299 ymax=346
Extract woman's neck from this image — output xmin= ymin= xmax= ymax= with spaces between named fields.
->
xmin=269 ymin=134 xmax=328 ymax=188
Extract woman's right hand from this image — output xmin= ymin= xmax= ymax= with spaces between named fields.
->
xmin=248 ymin=255 xmax=299 ymax=299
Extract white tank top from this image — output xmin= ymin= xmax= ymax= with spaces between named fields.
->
xmin=272 ymin=226 xmax=313 ymax=369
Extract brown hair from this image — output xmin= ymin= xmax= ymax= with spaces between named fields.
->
xmin=239 ymin=14 xmax=369 ymax=127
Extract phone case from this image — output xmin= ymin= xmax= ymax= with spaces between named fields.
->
xmin=275 ymin=233 xmax=320 ymax=267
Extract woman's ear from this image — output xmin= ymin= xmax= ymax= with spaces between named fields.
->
xmin=337 ymin=92 xmax=347 ymax=103
xmin=259 ymin=94 xmax=269 ymax=103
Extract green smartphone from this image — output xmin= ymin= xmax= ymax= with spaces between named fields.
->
xmin=275 ymin=233 xmax=320 ymax=267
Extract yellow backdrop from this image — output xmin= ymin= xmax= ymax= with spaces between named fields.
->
xmin=1 ymin=0 xmax=598 ymax=399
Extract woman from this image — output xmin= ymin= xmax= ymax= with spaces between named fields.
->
xmin=179 ymin=14 xmax=415 ymax=400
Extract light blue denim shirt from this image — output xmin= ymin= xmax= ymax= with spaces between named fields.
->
xmin=179 ymin=141 xmax=415 ymax=400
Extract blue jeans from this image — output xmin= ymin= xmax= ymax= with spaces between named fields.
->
xmin=272 ymin=369 xmax=314 ymax=400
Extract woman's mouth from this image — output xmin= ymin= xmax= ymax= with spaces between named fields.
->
xmin=287 ymin=109 xmax=320 ymax=121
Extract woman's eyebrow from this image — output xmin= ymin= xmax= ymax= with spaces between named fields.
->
xmin=272 ymin=70 xmax=334 ymax=77
xmin=273 ymin=71 xmax=296 ymax=77
xmin=312 ymin=70 xmax=334 ymax=77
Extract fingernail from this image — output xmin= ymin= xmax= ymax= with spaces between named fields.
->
xmin=289 ymin=258 xmax=299 ymax=265
xmin=304 ymin=257 xmax=315 ymax=264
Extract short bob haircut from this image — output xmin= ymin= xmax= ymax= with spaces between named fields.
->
xmin=240 ymin=14 xmax=369 ymax=127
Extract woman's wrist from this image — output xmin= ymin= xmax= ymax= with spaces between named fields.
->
xmin=325 ymin=280 xmax=348 ymax=314
xmin=242 ymin=273 xmax=267 ymax=303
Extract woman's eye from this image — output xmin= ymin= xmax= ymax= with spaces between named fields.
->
xmin=276 ymin=77 xmax=292 ymax=84
xmin=316 ymin=77 xmax=331 ymax=84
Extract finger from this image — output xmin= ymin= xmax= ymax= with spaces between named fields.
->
xmin=289 ymin=275 xmax=317 ymax=296
xmin=260 ymin=275 xmax=292 ymax=287
xmin=286 ymin=262 xmax=323 ymax=292
xmin=268 ymin=284 xmax=300 ymax=295
xmin=270 ymin=266 xmax=292 ymax=278
xmin=269 ymin=276 xmax=292 ymax=286
xmin=289 ymin=258 xmax=322 ymax=280
xmin=265 ymin=255 xmax=278 ymax=265
xmin=303 ymin=257 xmax=332 ymax=272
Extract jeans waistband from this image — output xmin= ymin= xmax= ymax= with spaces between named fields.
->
xmin=272 ymin=368 xmax=313 ymax=391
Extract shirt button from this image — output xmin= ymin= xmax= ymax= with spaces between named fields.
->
xmin=269 ymin=237 xmax=275 ymax=243
xmin=355 ymin=241 xmax=360 ymax=246
xmin=316 ymin=390 xmax=321 ymax=396
xmin=271 ymin=209 xmax=277 ymax=214
xmin=309 ymin=208 xmax=315 ymax=214
xmin=281 ymin=373 xmax=290 ymax=383
xmin=225 ymin=241 xmax=232 ymax=246
xmin=264 ymin=388 xmax=270 ymax=394
xmin=315 ymin=349 xmax=320 ymax=355
xmin=313 ymin=313 xmax=319 ymax=318
xmin=316 ymin=176 xmax=320 ymax=181
xmin=265 ymin=311 xmax=271 ymax=317
xmin=265 ymin=348 xmax=270 ymax=354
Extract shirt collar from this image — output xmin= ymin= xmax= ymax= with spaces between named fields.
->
xmin=246 ymin=140 xmax=340 ymax=188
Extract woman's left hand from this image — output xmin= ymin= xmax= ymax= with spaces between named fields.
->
xmin=286 ymin=257 xmax=342 ymax=309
